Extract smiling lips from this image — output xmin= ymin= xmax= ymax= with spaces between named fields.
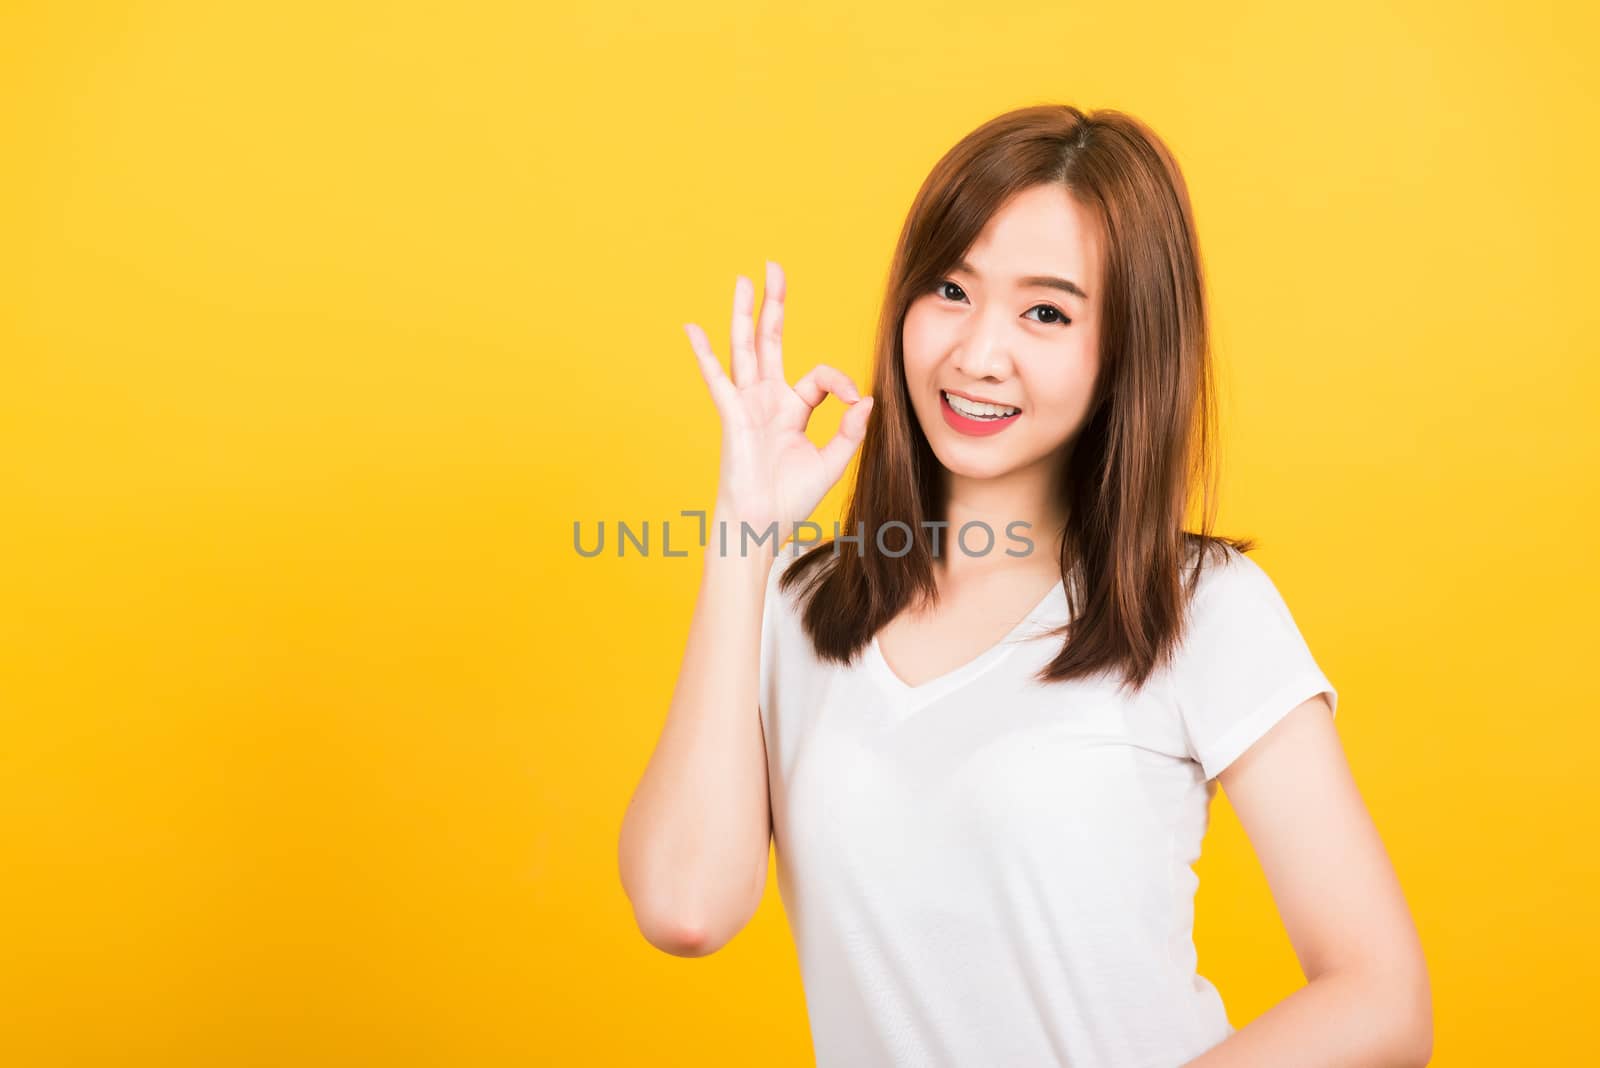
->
xmin=940 ymin=389 xmax=1023 ymax=437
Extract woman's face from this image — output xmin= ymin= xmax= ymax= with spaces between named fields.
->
xmin=902 ymin=183 xmax=1103 ymax=483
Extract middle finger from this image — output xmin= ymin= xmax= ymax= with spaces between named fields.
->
xmin=755 ymin=260 xmax=786 ymax=382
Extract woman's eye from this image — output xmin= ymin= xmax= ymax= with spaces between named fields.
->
xmin=933 ymin=280 xmax=1071 ymax=327
xmin=1025 ymin=304 xmax=1071 ymax=326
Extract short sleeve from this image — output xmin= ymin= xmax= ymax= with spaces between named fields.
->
xmin=1169 ymin=550 xmax=1338 ymax=781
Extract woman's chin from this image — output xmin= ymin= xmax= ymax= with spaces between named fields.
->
xmin=930 ymin=448 xmax=1030 ymax=482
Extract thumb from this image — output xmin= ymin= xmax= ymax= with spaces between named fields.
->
xmin=817 ymin=396 xmax=872 ymax=483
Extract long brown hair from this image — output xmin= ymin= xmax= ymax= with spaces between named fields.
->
xmin=779 ymin=103 xmax=1254 ymax=696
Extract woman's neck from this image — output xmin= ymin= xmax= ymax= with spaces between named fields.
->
xmin=936 ymin=468 xmax=1068 ymax=584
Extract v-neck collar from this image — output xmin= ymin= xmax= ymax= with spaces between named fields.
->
xmin=864 ymin=577 xmax=1067 ymax=712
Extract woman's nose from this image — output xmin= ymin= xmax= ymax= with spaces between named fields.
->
xmin=953 ymin=337 xmax=1009 ymax=380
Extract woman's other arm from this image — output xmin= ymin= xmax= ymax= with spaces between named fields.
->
xmin=1182 ymin=696 xmax=1434 ymax=1067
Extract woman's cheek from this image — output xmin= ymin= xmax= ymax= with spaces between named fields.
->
xmin=901 ymin=305 xmax=935 ymax=369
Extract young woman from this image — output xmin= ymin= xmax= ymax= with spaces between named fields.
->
xmin=619 ymin=105 xmax=1432 ymax=1068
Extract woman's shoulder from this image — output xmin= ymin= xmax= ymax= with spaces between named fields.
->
xmin=1181 ymin=541 xmax=1285 ymax=621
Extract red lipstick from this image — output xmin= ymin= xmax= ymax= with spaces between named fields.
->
xmin=939 ymin=389 xmax=1022 ymax=437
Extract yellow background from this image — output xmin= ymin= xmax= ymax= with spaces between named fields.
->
xmin=3 ymin=1 xmax=1595 ymax=1064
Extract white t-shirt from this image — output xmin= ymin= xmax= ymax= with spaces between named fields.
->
xmin=757 ymin=544 xmax=1337 ymax=1068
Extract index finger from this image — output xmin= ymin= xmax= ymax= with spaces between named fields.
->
xmin=792 ymin=363 xmax=863 ymax=412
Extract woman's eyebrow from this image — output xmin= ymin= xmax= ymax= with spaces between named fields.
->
xmin=954 ymin=259 xmax=1089 ymax=301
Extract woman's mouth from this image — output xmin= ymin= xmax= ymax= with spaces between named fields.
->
xmin=940 ymin=389 xmax=1022 ymax=437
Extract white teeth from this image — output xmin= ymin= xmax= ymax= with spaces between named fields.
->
xmin=945 ymin=391 xmax=1020 ymax=418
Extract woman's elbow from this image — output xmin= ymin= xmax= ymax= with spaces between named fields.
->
xmin=638 ymin=913 xmax=716 ymax=958
xmin=626 ymin=892 xmax=757 ymax=959
xmin=1384 ymin=973 xmax=1434 ymax=1066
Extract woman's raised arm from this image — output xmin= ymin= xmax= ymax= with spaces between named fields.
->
xmin=617 ymin=261 xmax=872 ymax=957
